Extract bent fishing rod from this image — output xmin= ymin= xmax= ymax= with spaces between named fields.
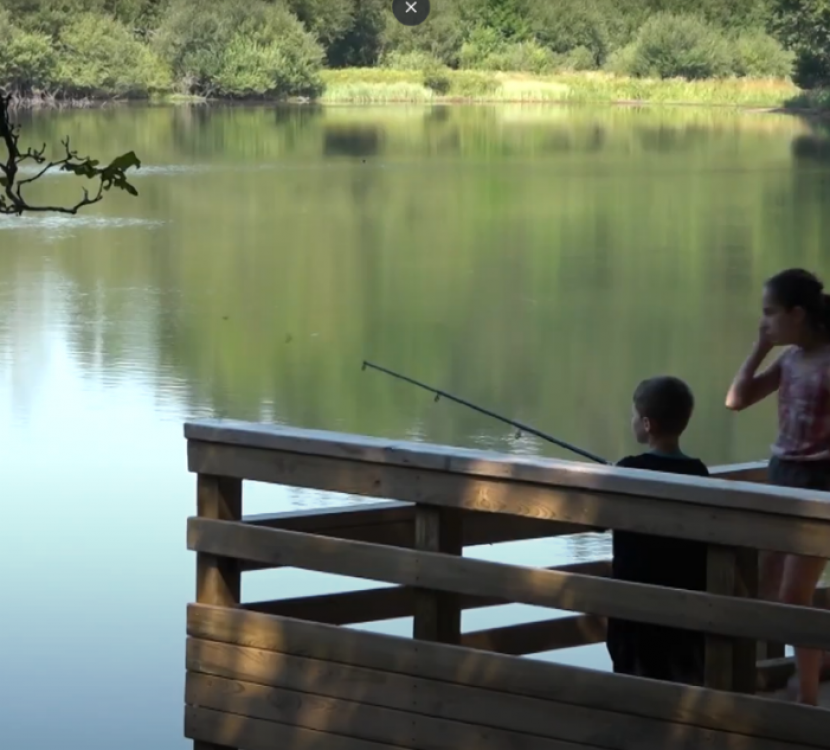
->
xmin=361 ymin=360 xmax=609 ymax=465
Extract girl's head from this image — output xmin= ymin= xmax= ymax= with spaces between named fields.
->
xmin=762 ymin=268 xmax=830 ymax=347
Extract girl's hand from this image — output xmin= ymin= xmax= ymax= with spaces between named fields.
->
xmin=756 ymin=322 xmax=775 ymax=354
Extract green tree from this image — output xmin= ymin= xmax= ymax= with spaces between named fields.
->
xmin=325 ymin=0 xmax=385 ymax=67
xmin=0 ymin=8 xmax=56 ymax=95
xmin=154 ymin=0 xmax=324 ymax=96
xmin=768 ymin=0 xmax=830 ymax=87
xmin=55 ymin=12 xmax=170 ymax=97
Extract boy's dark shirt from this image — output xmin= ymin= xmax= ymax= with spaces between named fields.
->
xmin=607 ymin=452 xmax=709 ymax=683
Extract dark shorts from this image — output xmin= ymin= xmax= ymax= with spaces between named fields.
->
xmin=768 ymin=456 xmax=830 ymax=491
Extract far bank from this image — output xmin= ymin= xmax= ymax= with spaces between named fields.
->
xmin=7 ymin=70 xmax=830 ymax=115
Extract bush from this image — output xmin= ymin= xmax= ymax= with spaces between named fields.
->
xmin=458 ymin=26 xmax=504 ymax=70
xmin=489 ymin=41 xmax=558 ymax=74
xmin=155 ymin=0 xmax=323 ymax=97
xmin=730 ymin=31 xmax=794 ymax=78
xmin=625 ymin=13 xmax=733 ymax=80
xmin=448 ymin=70 xmax=500 ymax=98
xmin=604 ymin=44 xmax=639 ymax=76
xmin=524 ymin=0 xmax=612 ymax=66
xmin=458 ymin=29 xmax=556 ymax=74
xmin=0 ymin=9 xmax=56 ymax=94
xmin=380 ymin=1 xmax=464 ymax=67
xmin=55 ymin=13 xmax=171 ymax=97
xmin=561 ymin=46 xmax=597 ymax=72
xmin=423 ymin=63 xmax=451 ymax=95
xmin=381 ymin=50 xmax=442 ymax=71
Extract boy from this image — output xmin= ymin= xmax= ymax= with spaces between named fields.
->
xmin=606 ymin=375 xmax=709 ymax=685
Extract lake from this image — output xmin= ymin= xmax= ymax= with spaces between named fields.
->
xmin=1 ymin=103 xmax=827 ymax=749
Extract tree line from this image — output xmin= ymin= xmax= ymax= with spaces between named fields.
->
xmin=0 ymin=0 xmax=827 ymax=101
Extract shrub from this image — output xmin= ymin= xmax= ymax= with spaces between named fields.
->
xmin=381 ymin=50 xmax=442 ymax=70
xmin=54 ymin=13 xmax=171 ymax=97
xmin=458 ymin=26 xmax=504 ymax=70
xmin=458 ymin=29 xmax=556 ymax=74
xmin=730 ymin=31 xmax=794 ymax=78
xmin=604 ymin=44 xmax=639 ymax=76
xmin=155 ymin=0 xmax=323 ymax=97
xmin=380 ymin=2 xmax=464 ymax=67
xmin=561 ymin=46 xmax=597 ymax=72
xmin=448 ymin=71 xmax=500 ymax=98
xmin=626 ymin=13 xmax=733 ymax=80
xmin=423 ymin=63 xmax=451 ymax=95
xmin=0 ymin=9 xmax=56 ymax=94
xmin=489 ymin=40 xmax=558 ymax=74
xmin=524 ymin=0 xmax=611 ymax=66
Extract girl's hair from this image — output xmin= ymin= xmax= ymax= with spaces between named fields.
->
xmin=765 ymin=268 xmax=830 ymax=333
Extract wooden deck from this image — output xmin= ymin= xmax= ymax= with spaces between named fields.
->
xmin=184 ymin=419 xmax=830 ymax=750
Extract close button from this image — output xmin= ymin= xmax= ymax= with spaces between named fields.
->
xmin=392 ymin=0 xmax=430 ymax=26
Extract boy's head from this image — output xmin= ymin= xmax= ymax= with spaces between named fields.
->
xmin=630 ymin=376 xmax=695 ymax=444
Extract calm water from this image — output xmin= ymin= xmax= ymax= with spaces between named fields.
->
xmin=2 ymin=103 xmax=829 ymax=748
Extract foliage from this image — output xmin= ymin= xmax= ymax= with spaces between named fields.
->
xmin=154 ymin=0 xmax=323 ymax=97
xmin=767 ymin=0 xmax=830 ymax=88
xmin=0 ymin=8 xmax=56 ymax=95
xmin=623 ymin=13 xmax=733 ymax=79
xmin=55 ymin=12 xmax=170 ymax=97
xmin=730 ymin=29 xmax=794 ymax=78
xmin=0 ymin=89 xmax=141 ymax=213
xmin=0 ymin=0 xmax=826 ymax=99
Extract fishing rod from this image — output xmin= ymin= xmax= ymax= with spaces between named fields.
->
xmin=361 ymin=360 xmax=609 ymax=465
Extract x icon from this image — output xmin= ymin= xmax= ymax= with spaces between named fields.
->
xmin=406 ymin=1 xmax=417 ymax=11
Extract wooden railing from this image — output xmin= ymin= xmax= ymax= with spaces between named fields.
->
xmin=184 ymin=419 xmax=830 ymax=750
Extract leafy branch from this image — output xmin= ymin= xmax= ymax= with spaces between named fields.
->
xmin=0 ymin=90 xmax=141 ymax=216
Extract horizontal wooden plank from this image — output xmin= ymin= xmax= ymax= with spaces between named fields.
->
xmin=242 ymin=506 xmax=595 ymax=571
xmin=242 ymin=456 xmax=764 ymax=537
xmin=187 ymin=638 xmax=813 ymax=750
xmin=242 ymin=560 xmax=612 ymax=625
xmin=710 ymin=462 xmax=769 ymax=483
xmin=185 ymin=705 xmax=395 ymax=750
xmin=189 ymin=518 xmax=830 ymax=650
xmin=460 ymin=615 xmax=606 ymax=654
xmin=187 ymin=672 xmax=593 ymax=750
xmin=187 ymin=605 xmax=830 ymax=748
xmin=189 ymin=441 xmax=830 ymax=557
xmin=185 ymin=421 xmax=829 ymax=521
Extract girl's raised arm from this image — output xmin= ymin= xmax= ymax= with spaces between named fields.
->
xmin=725 ymin=340 xmax=785 ymax=411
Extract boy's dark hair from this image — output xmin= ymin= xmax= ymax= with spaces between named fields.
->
xmin=633 ymin=376 xmax=695 ymax=436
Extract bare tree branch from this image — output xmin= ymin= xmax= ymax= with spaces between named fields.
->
xmin=0 ymin=90 xmax=141 ymax=216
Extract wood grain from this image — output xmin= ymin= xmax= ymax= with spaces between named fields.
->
xmin=188 ymin=441 xmax=830 ymax=557
xmin=189 ymin=517 xmax=830 ymax=651
xmin=187 ymin=605 xmax=830 ymax=748
xmin=185 ymin=420 xmax=830 ymax=521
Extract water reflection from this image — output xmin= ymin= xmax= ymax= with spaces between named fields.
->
xmin=0 ymin=103 xmax=828 ymax=749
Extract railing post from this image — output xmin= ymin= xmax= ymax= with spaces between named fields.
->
xmin=704 ymin=544 xmax=757 ymax=693
xmin=194 ymin=474 xmax=242 ymax=750
xmin=413 ymin=505 xmax=463 ymax=643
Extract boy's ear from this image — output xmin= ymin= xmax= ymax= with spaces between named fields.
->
xmin=642 ymin=416 xmax=652 ymax=434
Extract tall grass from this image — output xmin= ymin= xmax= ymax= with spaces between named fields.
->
xmin=320 ymin=69 xmax=803 ymax=109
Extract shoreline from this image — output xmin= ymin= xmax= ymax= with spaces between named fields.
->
xmin=5 ymin=70 xmax=829 ymax=117
xmin=9 ymin=97 xmax=829 ymax=119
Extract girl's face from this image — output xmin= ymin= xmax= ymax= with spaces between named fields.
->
xmin=761 ymin=284 xmax=806 ymax=346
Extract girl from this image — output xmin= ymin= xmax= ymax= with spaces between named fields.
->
xmin=726 ymin=267 xmax=830 ymax=706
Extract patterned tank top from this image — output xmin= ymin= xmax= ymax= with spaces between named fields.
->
xmin=772 ymin=344 xmax=830 ymax=461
